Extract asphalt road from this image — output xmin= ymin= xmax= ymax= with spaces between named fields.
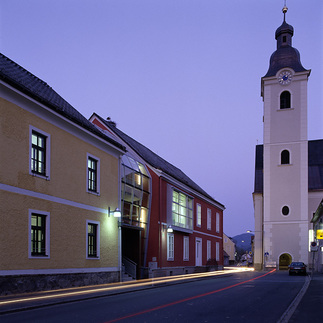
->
xmin=0 ymin=270 xmax=307 ymax=323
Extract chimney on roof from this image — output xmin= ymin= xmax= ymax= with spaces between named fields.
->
xmin=107 ymin=117 xmax=117 ymax=127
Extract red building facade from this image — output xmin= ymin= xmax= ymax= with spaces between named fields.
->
xmin=91 ymin=113 xmax=225 ymax=278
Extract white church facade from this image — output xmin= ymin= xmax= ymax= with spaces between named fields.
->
xmin=253 ymin=6 xmax=323 ymax=271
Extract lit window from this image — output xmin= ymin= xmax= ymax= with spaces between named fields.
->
xmin=30 ymin=127 xmax=50 ymax=178
xmin=167 ymin=233 xmax=174 ymax=261
xmin=280 ymin=91 xmax=291 ymax=109
xmin=87 ymin=221 xmax=100 ymax=258
xmin=31 ymin=214 xmax=46 ymax=256
xmin=207 ymin=209 xmax=212 ymax=230
xmin=87 ymin=154 xmax=100 ymax=194
xmin=135 ymin=173 xmax=141 ymax=186
xmin=172 ymin=190 xmax=193 ymax=230
xmin=183 ymin=236 xmax=189 ymax=261
xmin=196 ymin=204 xmax=201 ymax=227
xmin=29 ymin=210 xmax=50 ymax=258
xmin=121 ymin=155 xmax=150 ymax=228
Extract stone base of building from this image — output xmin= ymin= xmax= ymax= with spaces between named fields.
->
xmin=0 ymin=271 xmax=119 ymax=296
xmin=253 ymin=263 xmax=263 ymax=271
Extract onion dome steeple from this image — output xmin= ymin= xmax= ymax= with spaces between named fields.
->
xmin=264 ymin=4 xmax=307 ymax=77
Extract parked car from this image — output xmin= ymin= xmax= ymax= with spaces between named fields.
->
xmin=288 ymin=262 xmax=307 ymax=275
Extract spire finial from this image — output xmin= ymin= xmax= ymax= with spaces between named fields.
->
xmin=282 ymin=0 xmax=288 ymax=21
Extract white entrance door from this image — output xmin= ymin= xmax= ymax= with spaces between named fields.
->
xmin=195 ymin=238 xmax=202 ymax=266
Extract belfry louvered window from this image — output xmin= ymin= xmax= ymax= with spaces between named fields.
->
xmin=280 ymin=91 xmax=291 ymax=109
xmin=281 ymin=150 xmax=290 ymax=165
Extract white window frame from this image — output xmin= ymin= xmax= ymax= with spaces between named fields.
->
xmin=207 ymin=240 xmax=211 ymax=260
xmin=196 ymin=204 xmax=201 ymax=227
xmin=29 ymin=126 xmax=51 ymax=180
xmin=171 ymin=188 xmax=194 ymax=231
xmin=216 ymin=212 xmax=220 ymax=233
xmin=28 ymin=209 xmax=50 ymax=259
xmin=216 ymin=242 xmax=220 ymax=261
xmin=207 ymin=208 xmax=212 ymax=230
xmin=86 ymin=220 xmax=100 ymax=259
xmin=87 ymin=153 xmax=100 ymax=195
xmin=167 ymin=233 xmax=174 ymax=261
xmin=183 ymin=236 xmax=189 ymax=261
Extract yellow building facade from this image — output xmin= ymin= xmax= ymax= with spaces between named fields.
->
xmin=0 ymin=53 xmax=126 ymax=294
xmin=223 ymin=233 xmax=236 ymax=265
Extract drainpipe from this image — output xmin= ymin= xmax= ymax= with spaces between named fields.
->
xmin=118 ymin=156 xmax=122 ymax=281
xmin=159 ymin=175 xmax=162 ymax=270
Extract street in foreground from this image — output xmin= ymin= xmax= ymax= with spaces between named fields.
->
xmin=0 ymin=269 xmax=308 ymax=323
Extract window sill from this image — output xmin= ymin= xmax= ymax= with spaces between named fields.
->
xmin=87 ymin=190 xmax=100 ymax=196
xmin=171 ymin=225 xmax=193 ymax=234
xmin=30 ymin=172 xmax=50 ymax=180
xmin=30 ymin=255 xmax=49 ymax=259
xmin=277 ymin=107 xmax=294 ymax=111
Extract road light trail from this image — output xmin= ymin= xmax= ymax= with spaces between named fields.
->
xmin=105 ymin=269 xmax=276 ymax=323
xmin=0 ymin=267 xmax=253 ymax=307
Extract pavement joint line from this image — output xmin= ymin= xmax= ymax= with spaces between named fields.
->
xmin=276 ymin=274 xmax=311 ymax=323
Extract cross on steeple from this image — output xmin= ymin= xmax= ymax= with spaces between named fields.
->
xmin=282 ymin=0 xmax=288 ymax=22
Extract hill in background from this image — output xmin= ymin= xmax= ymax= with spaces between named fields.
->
xmin=232 ymin=233 xmax=254 ymax=252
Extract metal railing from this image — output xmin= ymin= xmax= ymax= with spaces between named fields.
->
xmin=123 ymin=257 xmax=137 ymax=279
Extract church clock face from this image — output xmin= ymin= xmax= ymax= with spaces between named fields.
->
xmin=278 ymin=70 xmax=292 ymax=85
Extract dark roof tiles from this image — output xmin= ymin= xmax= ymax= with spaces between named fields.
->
xmin=95 ymin=114 xmax=224 ymax=208
xmin=0 ymin=53 xmax=126 ymax=152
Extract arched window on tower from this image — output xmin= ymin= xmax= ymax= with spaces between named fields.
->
xmin=281 ymin=150 xmax=290 ymax=165
xmin=280 ymin=91 xmax=291 ymax=109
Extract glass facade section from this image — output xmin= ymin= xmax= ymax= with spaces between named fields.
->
xmin=172 ymin=190 xmax=193 ymax=230
xmin=121 ymin=155 xmax=151 ymax=228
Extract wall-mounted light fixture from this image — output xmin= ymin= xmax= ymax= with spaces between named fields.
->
xmin=108 ymin=207 xmax=122 ymax=218
xmin=167 ymin=225 xmax=173 ymax=233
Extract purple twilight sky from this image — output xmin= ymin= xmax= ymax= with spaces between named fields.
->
xmin=0 ymin=0 xmax=322 ymax=237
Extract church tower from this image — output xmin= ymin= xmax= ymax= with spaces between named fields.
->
xmin=253 ymin=5 xmax=311 ymax=270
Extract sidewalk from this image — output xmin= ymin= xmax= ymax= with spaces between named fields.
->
xmin=288 ymin=273 xmax=323 ymax=323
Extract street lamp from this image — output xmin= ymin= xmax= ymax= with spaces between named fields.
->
xmin=108 ymin=207 xmax=122 ymax=218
